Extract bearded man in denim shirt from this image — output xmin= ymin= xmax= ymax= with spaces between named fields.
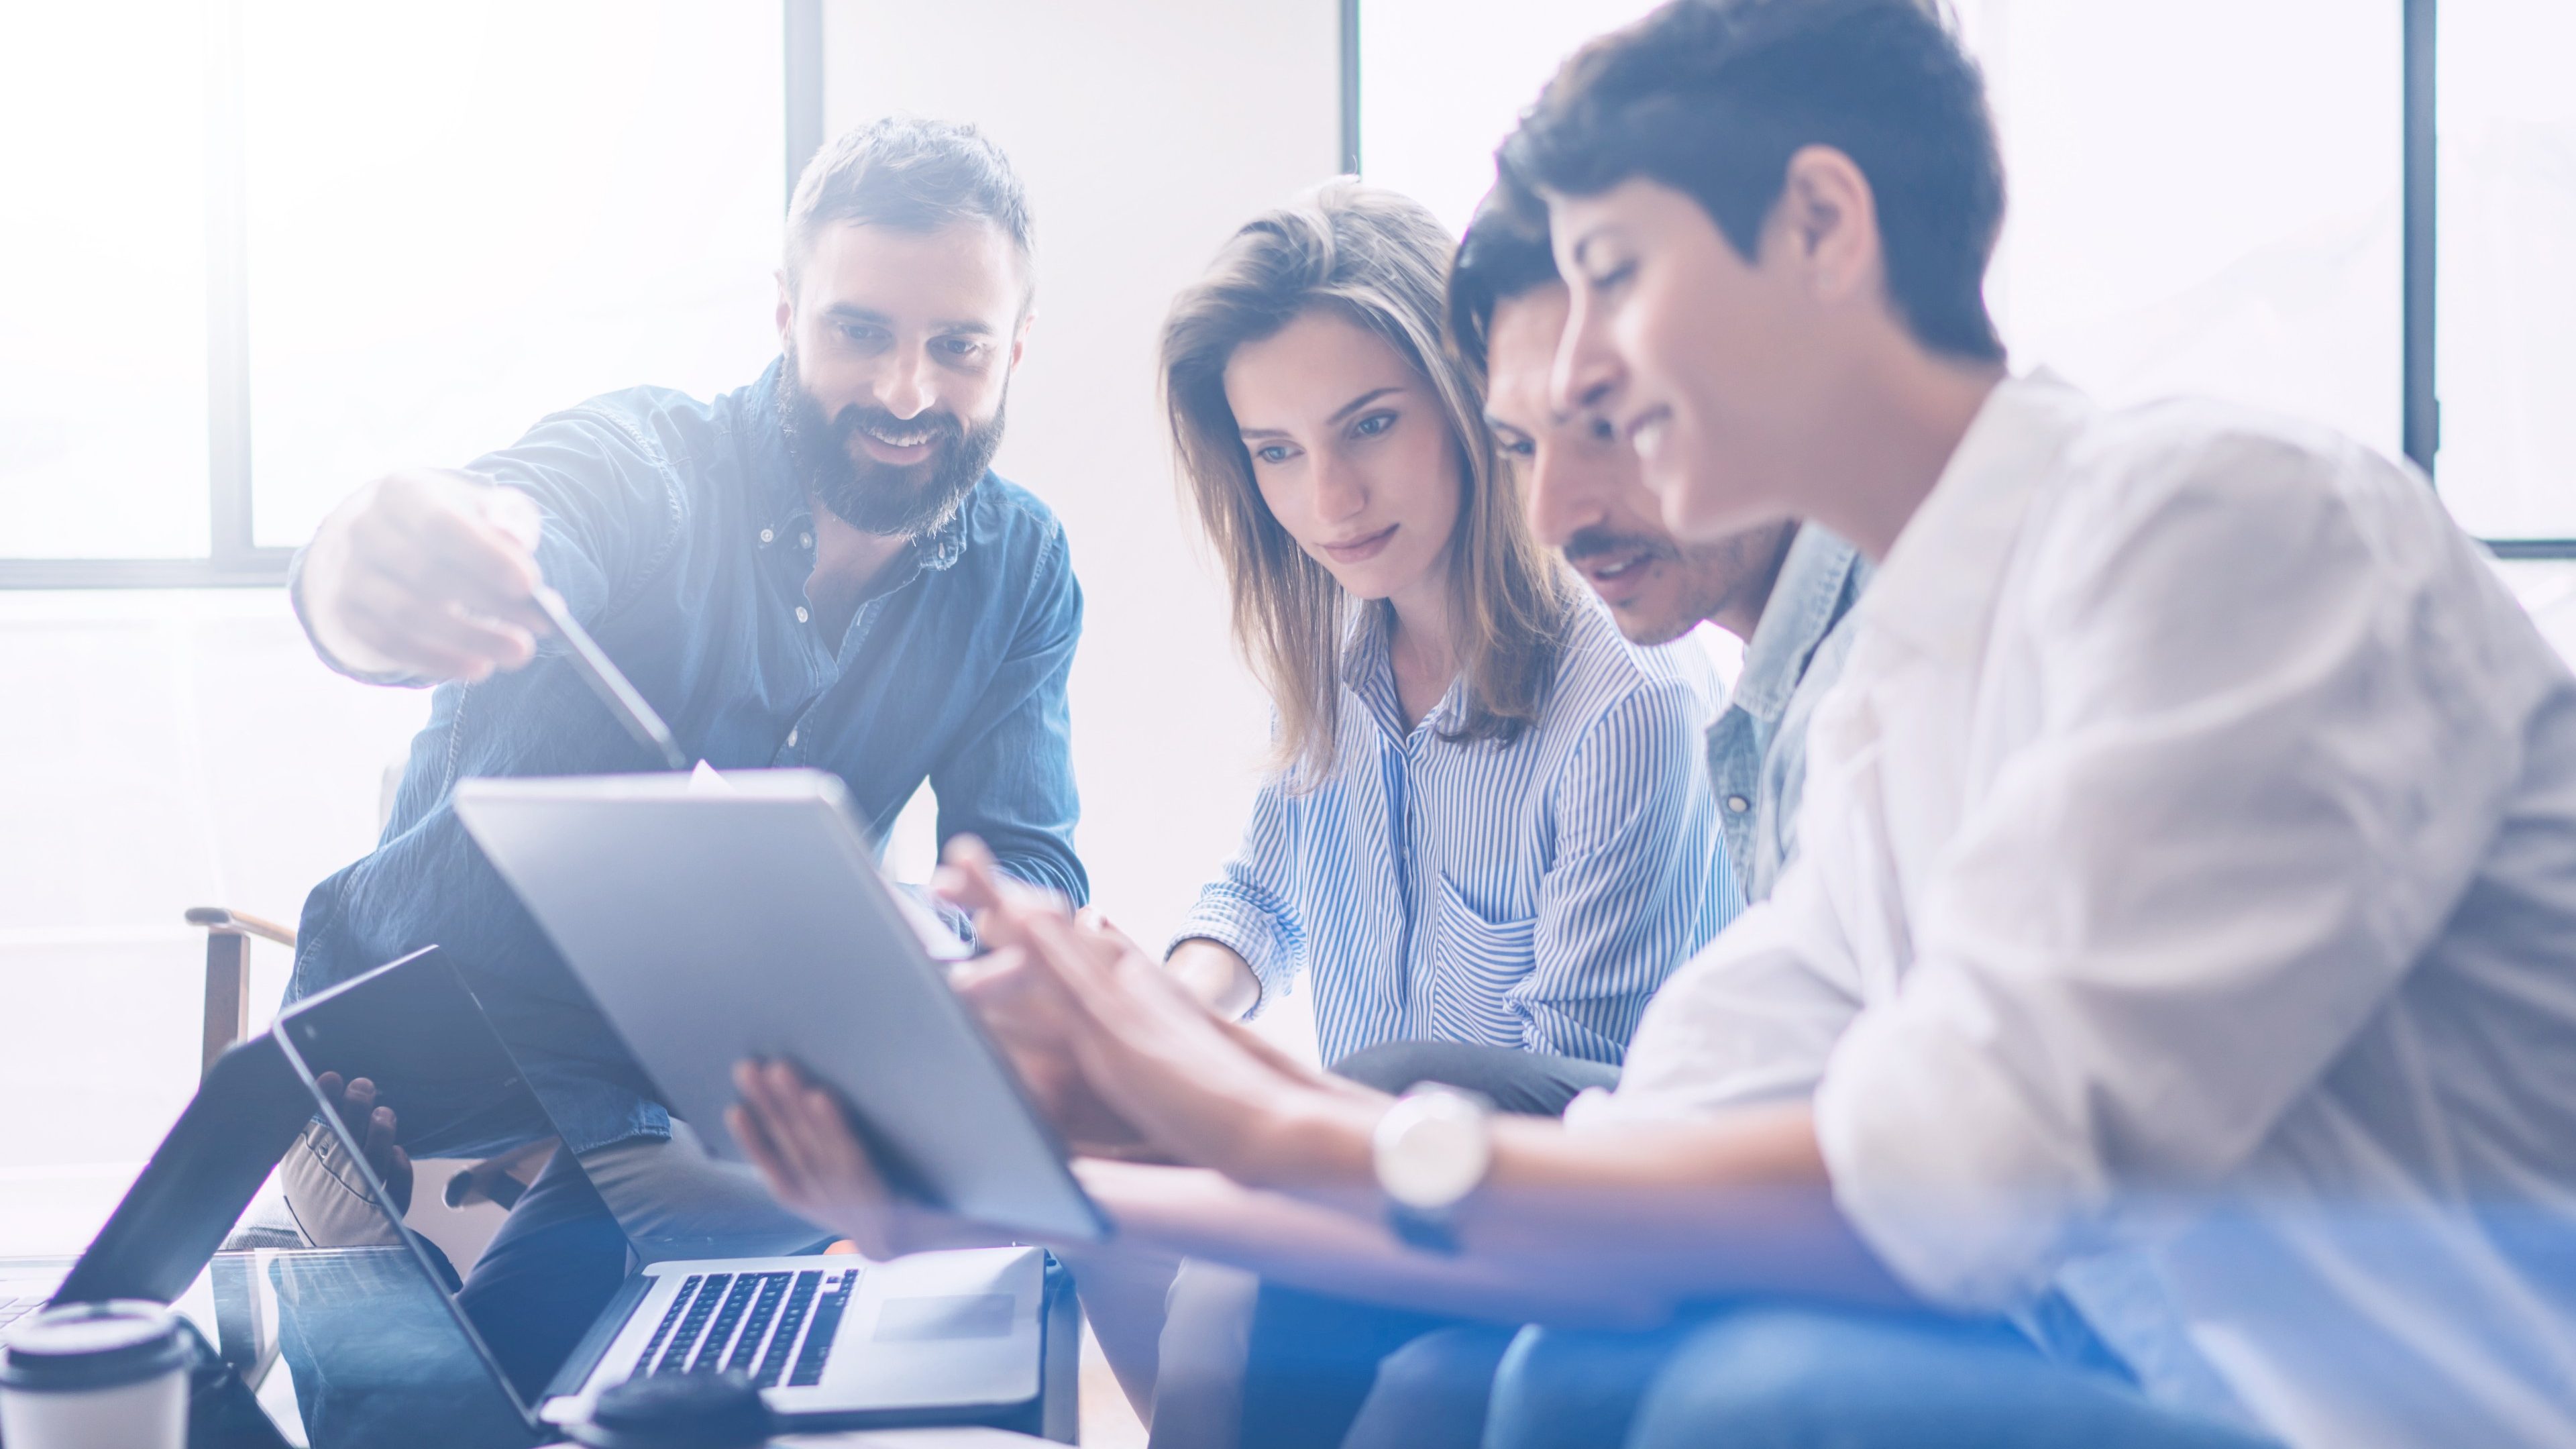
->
xmin=277 ymin=117 xmax=1081 ymax=1380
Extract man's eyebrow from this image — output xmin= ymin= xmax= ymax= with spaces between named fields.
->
xmin=1485 ymin=407 xmax=1570 ymax=434
xmin=818 ymin=303 xmax=998 ymax=337
xmin=1568 ymin=227 xmax=1619 ymax=268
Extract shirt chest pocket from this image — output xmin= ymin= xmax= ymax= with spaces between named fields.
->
xmin=1428 ymin=871 xmax=1538 ymax=1047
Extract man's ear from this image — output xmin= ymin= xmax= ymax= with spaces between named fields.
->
xmin=1008 ymin=308 xmax=1037 ymax=374
xmin=775 ymin=270 xmax=796 ymax=348
xmin=1777 ymin=145 xmax=1882 ymax=308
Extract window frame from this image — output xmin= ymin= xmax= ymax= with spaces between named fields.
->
xmin=0 ymin=0 xmax=826 ymax=590
xmin=2409 ymin=0 xmax=2576 ymax=557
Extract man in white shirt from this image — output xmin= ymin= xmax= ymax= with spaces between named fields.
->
xmin=727 ymin=2 xmax=2576 ymax=1444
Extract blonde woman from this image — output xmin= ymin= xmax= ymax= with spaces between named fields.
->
xmin=1159 ymin=182 xmax=1733 ymax=1098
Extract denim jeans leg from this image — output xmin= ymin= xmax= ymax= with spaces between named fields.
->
xmin=1620 ymin=1306 xmax=2282 ymax=1449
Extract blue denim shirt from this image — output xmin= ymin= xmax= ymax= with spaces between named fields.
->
xmin=1703 ymin=525 xmax=1869 ymax=902
xmin=287 ymin=359 xmax=1087 ymax=1156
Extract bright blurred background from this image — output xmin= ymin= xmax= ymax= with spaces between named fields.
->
xmin=3 ymin=0 xmax=2571 ymax=1278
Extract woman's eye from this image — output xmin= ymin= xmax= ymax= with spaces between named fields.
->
xmin=1587 ymin=261 xmax=1637 ymax=292
xmin=1497 ymin=435 xmax=1536 ymax=459
xmin=1254 ymin=443 xmax=1295 ymax=465
xmin=1586 ymin=416 xmax=1617 ymax=444
xmin=1351 ymin=410 xmax=1396 ymax=439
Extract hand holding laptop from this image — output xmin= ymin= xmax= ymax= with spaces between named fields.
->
xmin=929 ymin=840 xmax=1342 ymax=1189
xmin=725 ymin=835 xmax=1366 ymax=1244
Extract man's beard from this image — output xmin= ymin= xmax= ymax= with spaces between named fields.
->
xmin=775 ymin=344 xmax=1006 ymax=538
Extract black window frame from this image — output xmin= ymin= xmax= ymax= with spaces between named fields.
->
xmin=0 ymin=0 xmax=827 ymax=590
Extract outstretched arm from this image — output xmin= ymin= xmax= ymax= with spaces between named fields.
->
xmin=948 ymin=841 xmax=1898 ymax=1318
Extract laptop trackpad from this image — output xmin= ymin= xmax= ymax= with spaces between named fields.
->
xmin=828 ymin=1248 xmax=1042 ymax=1411
xmin=875 ymin=1293 xmax=1014 ymax=1342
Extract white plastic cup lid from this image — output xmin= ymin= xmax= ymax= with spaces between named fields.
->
xmin=0 ymin=1301 xmax=191 ymax=1393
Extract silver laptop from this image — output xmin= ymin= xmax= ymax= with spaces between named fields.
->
xmin=272 ymin=948 xmax=1072 ymax=1442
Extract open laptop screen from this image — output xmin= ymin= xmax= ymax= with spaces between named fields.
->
xmin=265 ymin=948 xmax=562 ymax=1447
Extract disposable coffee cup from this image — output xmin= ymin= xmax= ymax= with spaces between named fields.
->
xmin=0 ymin=1300 xmax=191 ymax=1449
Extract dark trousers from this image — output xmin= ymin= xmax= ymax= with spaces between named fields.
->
xmin=1234 ymin=1040 xmax=1616 ymax=1449
xmin=453 ymin=1148 xmax=633 ymax=1397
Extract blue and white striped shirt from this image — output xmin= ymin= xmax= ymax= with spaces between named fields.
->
xmin=1174 ymin=595 xmax=1738 ymax=1066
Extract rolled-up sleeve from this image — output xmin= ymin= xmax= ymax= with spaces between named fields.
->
xmin=290 ymin=402 xmax=682 ymax=685
xmin=931 ymin=520 xmax=1087 ymax=906
xmin=1514 ymin=678 xmax=1737 ymax=1063
xmin=1171 ymin=777 xmax=1307 ymax=1012
xmin=1814 ymin=435 xmax=2532 ymax=1311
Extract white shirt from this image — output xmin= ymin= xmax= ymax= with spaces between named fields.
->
xmin=1571 ymin=373 xmax=2576 ymax=1447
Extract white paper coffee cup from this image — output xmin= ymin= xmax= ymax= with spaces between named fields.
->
xmin=0 ymin=1300 xmax=191 ymax=1449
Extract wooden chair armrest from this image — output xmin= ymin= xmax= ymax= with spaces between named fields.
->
xmin=187 ymin=906 xmax=295 ymax=1080
xmin=185 ymin=906 xmax=297 ymax=947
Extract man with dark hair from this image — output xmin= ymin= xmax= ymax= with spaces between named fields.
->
xmin=1454 ymin=190 xmax=1865 ymax=904
xmin=282 ymin=115 xmax=1082 ymax=1384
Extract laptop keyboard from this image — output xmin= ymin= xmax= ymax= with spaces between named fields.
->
xmin=753 ymin=1272 xmax=822 ymax=1387
xmin=630 ymin=1267 xmax=860 ymax=1390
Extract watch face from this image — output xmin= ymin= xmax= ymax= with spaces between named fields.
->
xmin=1376 ymin=1093 xmax=1491 ymax=1211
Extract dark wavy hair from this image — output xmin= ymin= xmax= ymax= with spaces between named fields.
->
xmin=1503 ymin=0 xmax=2006 ymax=362
xmin=1446 ymin=177 xmax=1562 ymax=391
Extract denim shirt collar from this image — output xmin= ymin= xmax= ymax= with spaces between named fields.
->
xmin=747 ymin=356 xmax=975 ymax=583
xmin=1732 ymin=525 xmax=1868 ymax=725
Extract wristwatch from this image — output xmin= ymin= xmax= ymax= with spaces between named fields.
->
xmin=1371 ymin=1085 xmax=1493 ymax=1254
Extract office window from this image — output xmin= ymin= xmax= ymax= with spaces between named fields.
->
xmin=0 ymin=2 xmax=788 ymax=582
xmin=0 ymin=3 xmax=215 ymax=561
xmin=240 ymin=1 xmax=786 ymax=549
xmin=1962 ymin=0 xmax=2403 ymax=462
xmin=2434 ymin=0 xmax=2576 ymax=541
xmin=1356 ymin=0 xmax=1662 ymax=236
xmin=1356 ymin=0 xmax=2405 ymax=472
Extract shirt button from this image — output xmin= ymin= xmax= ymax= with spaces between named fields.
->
xmin=786 ymin=729 xmax=799 ymax=748
xmin=794 ymin=606 xmax=810 ymax=624
xmin=1725 ymin=794 xmax=1752 ymax=814
xmin=759 ymin=527 xmax=774 ymax=544
xmin=799 ymin=532 xmax=814 ymax=549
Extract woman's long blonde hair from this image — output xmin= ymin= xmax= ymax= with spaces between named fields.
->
xmin=1160 ymin=182 xmax=1571 ymax=783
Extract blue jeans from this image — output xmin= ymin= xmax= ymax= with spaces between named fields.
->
xmin=1232 ymin=1041 xmax=1617 ymax=1449
xmin=1344 ymin=1304 xmax=2279 ymax=1449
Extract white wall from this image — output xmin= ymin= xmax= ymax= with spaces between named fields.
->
xmin=824 ymin=1 xmax=1338 ymax=978
xmin=0 ymin=591 xmax=429 ymax=1249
